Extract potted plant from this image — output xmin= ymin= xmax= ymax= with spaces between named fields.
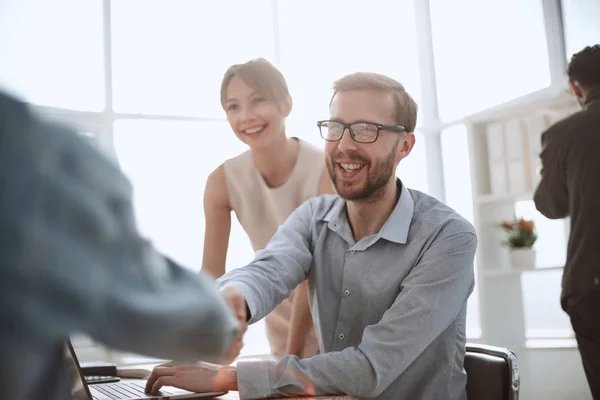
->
xmin=499 ymin=218 xmax=537 ymax=269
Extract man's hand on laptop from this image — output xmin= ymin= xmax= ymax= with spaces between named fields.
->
xmin=145 ymin=362 xmax=238 ymax=395
xmin=210 ymin=285 xmax=248 ymax=365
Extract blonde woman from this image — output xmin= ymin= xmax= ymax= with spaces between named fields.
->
xmin=202 ymin=58 xmax=333 ymax=359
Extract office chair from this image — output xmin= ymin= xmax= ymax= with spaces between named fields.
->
xmin=464 ymin=343 xmax=520 ymax=400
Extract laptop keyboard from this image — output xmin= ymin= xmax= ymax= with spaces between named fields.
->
xmin=91 ymin=380 xmax=173 ymax=399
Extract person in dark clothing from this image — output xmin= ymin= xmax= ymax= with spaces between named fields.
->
xmin=534 ymin=44 xmax=600 ymax=399
xmin=0 ymin=91 xmax=243 ymax=400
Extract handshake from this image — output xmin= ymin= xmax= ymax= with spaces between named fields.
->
xmin=211 ymin=285 xmax=248 ymax=365
xmin=144 ymin=286 xmax=248 ymax=395
xmin=145 ymin=286 xmax=248 ymax=394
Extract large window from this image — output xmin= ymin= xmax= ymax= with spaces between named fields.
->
xmin=277 ymin=0 xmax=422 ymax=146
xmin=111 ymin=0 xmax=275 ymax=118
xmin=109 ymin=0 xmax=277 ymax=357
xmin=277 ymin=0 xmax=426 ymax=191
xmin=429 ymin=0 xmax=551 ymax=121
xmin=113 ymin=120 xmax=267 ymax=357
xmin=561 ymin=0 xmax=600 ymax=59
xmin=113 ymin=120 xmax=250 ymax=270
xmin=0 ymin=0 xmax=105 ymax=111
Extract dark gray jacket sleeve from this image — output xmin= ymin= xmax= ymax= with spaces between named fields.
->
xmin=0 ymin=92 xmax=237 ymax=361
xmin=533 ymin=125 xmax=570 ymax=219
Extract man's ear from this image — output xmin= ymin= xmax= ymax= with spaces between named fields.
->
xmin=569 ymin=81 xmax=584 ymax=100
xmin=281 ymin=95 xmax=293 ymax=117
xmin=395 ymin=132 xmax=416 ymax=163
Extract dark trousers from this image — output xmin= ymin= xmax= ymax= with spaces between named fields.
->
xmin=565 ymin=287 xmax=600 ymax=399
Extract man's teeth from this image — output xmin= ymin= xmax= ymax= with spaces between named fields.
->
xmin=244 ymin=126 xmax=265 ymax=134
xmin=340 ymin=163 xmax=364 ymax=172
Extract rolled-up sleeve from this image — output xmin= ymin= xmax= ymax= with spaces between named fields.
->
xmin=234 ymin=232 xmax=477 ymax=400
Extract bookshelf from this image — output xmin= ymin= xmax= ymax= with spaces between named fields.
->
xmin=465 ymin=88 xmax=579 ymax=350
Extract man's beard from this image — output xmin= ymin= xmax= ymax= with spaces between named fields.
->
xmin=327 ymin=148 xmax=397 ymax=202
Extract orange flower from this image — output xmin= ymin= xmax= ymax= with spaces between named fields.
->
xmin=500 ymin=221 xmax=513 ymax=230
xmin=516 ymin=218 xmax=534 ymax=231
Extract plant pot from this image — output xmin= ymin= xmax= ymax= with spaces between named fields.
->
xmin=508 ymin=248 xmax=536 ymax=270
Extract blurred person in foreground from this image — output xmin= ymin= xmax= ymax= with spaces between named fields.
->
xmin=534 ymin=44 xmax=600 ymax=399
xmin=0 ymin=90 xmax=244 ymax=400
xmin=146 ymin=72 xmax=476 ymax=400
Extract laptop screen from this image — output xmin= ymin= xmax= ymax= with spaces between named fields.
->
xmin=65 ymin=341 xmax=93 ymax=400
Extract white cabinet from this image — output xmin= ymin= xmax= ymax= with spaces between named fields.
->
xmin=466 ymin=93 xmax=579 ymax=349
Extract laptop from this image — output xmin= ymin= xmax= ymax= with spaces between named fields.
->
xmin=65 ymin=341 xmax=227 ymax=400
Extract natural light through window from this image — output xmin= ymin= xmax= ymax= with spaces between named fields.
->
xmin=429 ymin=0 xmax=551 ymax=121
xmin=111 ymin=0 xmax=275 ymax=118
xmin=277 ymin=0 xmax=422 ymax=145
xmin=113 ymin=119 xmax=269 ymax=356
xmin=561 ymin=0 xmax=600 ymax=59
xmin=0 ymin=0 xmax=105 ymax=111
xmin=113 ymin=119 xmax=250 ymax=270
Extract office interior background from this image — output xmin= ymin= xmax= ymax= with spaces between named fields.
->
xmin=1 ymin=0 xmax=599 ymax=399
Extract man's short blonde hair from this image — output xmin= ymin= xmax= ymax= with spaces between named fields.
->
xmin=330 ymin=72 xmax=418 ymax=132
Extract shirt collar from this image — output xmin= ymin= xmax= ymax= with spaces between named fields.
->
xmin=322 ymin=179 xmax=414 ymax=245
xmin=584 ymin=87 xmax=600 ymax=108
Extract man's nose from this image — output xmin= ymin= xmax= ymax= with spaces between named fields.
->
xmin=337 ymin=128 xmax=358 ymax=152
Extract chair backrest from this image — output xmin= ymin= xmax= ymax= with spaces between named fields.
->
xmin=464 ymin=343 xmax=520 ymax=400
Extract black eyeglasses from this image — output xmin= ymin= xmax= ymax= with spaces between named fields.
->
xmin=317 ymin=120 xmax=406 ymax=144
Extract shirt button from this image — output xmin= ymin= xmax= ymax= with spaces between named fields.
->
xmin=344 ymin=289 xmax=350 ymax=296
xmin=595 ymin=277 xmax=599 ymax=285
xmin=339 ymin=333 xmax=345 ymax=340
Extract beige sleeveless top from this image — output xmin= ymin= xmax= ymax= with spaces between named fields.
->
xmin=223 ymin=138 xmax=323 ymax=359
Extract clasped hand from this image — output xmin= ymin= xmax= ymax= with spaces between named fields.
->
xmin=145 ymin=285 xmax=246 ymax=395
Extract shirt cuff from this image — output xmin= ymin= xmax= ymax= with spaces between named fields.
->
xmin=236 ymin=360 xmax=272 ymax=399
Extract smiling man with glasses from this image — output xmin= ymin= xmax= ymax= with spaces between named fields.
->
xmin=147 ymin=72 xmax=477 ymax=400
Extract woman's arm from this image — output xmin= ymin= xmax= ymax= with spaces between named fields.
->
xmin=286 ymin=168 xmax=335 ymax=357
xmin=201 ymin=165 xmax=232 ymax=279
xmin=285 ymin=280 xmax=313 ymax=357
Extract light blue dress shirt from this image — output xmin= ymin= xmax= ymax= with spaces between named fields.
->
xmin=218 ymin=181 xmax=477 ymax=400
